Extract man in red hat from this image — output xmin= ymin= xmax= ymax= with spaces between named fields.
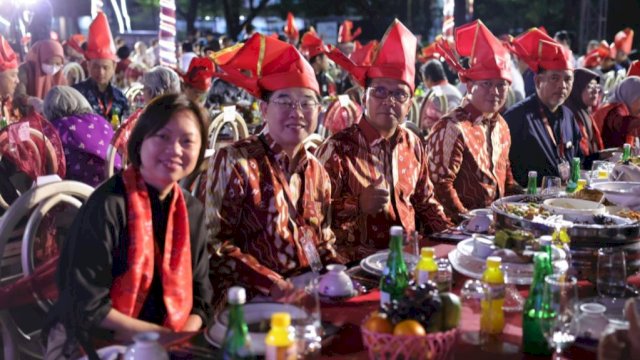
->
xmin=317 ymin=20 xmax=452 ymax=262
xmin=504 ymin=28 xmax=581 ymax=186
xmin=337 ymin=20 xmax=361 ymax=57
xmin=426 ymin=20 xmax=521 ymax=221
xmin=300 ymin=30 xmax=335 ymax=97
xmin=73 ymin=12 xmax=129 ymax=122
xmin=0 ymin=35 xmax=21 ymax=124
xmin=182 ymin=57 xmax=214 ymax=105
xmin=203 ymin=33 xmax=340 ymax=310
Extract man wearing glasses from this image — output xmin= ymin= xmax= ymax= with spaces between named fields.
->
xmin=203 ymin=34 xmax=340 ymax=311
xmin=317 ymin=20 xmax=452 ymax=263
xmin=504 ymin=28 xmax=581 ymax=186
xmin=426 ymin=20 xmax=522 ymax=222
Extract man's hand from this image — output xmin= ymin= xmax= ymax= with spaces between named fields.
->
xmin=359 ymin=176 xmax=389 ymax=215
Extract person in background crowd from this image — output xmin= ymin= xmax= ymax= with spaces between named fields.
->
xmin=132 ymin=41 xmax=154 ymax=68
xmin=73 ymin=12 xmax=129 ymax=122
xmin=576 ymin=39 xmax=600 ymax=68
xmin=180 ymin=41 xmax=197 ymax=73
xmin=427 ymin=20 xmax=521 ymax=222
xmin=45 ymin=85 xmax=119 ymax=186
xmin=614 ymin=28 xmax=634 ymax=71
xmin=419 ymin=59 xmax=462 ymax=133
xmin=15 ymin=39 xmax=66 ymax=100
xmin=62 ymin=34 xmax=86 ymax=64
xmin=554 ymin=30 xmax=577 ymax=67
xmin=593 ymin=76 xmax=640 ymax=149
xmin=115 ymin=45 xmax=132 ymax=88
xmin=203 ymin=33 xmax=340 ymax=311
xmin=505 ymin=27 xmax=581 ymax=186
xmin=44 ymin=94 xmax=212 ymax=359
xmin=0 ymin=35 xmax=22 ymax=123
xmin=318 ymin=20 xmax=452 ymax=262
xmin=182 ymin=57 xmax=214 ymax=106
xmin=146 ymin=38 xmax=159 ymax=67
xmin=300 ymin=30 xmax=335 ymax=98
xmin=564 ymin=68 xmax=603 ymax=161
xmin=218 ymin=35 xmax=234 ymax=50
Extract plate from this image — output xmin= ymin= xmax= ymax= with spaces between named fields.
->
xmin=78 ymin=345 xmax=126 ymax=360
xmin=205 ymin=302 xmax=307 ymax=355
xmin=359 ymin=250 xmax=419 ymax=277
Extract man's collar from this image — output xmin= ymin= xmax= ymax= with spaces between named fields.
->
xmin=462 ymin=102 xmax=498 ymax=125
xmin=260 ymin=130 xmax=308 ymax=173
xmin=535 ymin=94 xmax=563 ymax=118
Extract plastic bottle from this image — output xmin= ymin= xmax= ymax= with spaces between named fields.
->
xmin=379 ymin=226 xmax=409 ymax=308
xmin=527 ymin=171 xmax=537 ymax=195
xmin=565 ymin=157 xmax=581 ymax=193
xmin=415 ymin=247 xmax=438 ymax=285
xmin=111 ymin=113 xmax=120 ymax=130
xmin=265 ymin=312 xmax=296 ymax=360
xmin=622 ymin=143 xmax=632 ymax=163
xmin=222 ymin=287 xmax=255 ymax=360
xmin=522 ymin=253 xmax=553 ymax=355
xmin=480 ymin=256 xmax=505 ymax=335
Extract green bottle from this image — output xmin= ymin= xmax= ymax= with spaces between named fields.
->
xmin=222 ymin=286 xmax=255 ymax=360
xmin=622 ymin=143 xmax=632 ymax=163
xmin=526 ymin=171 xmax=537 ymax=195
xmin=379 ymin=226 xmax=409 ymax=308
xmin=0 ymin=117 xmax=7 ymax=129
xmin=565 ymin=157 xmax=581 ymax=193
xmin=522 ymin=253 xmax=553 ymax=355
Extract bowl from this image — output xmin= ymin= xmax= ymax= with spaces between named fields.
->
xmin=591 ymin=181 xmax=640 ymax=209
xmin=541 ymin=198 xmax=605 ymax=222
xmin=318 ymin=264 xmax=354 ymax=297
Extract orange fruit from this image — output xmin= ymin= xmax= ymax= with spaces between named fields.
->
xmin=393 ymin=319 xmax=427 ymax=336
xmin=363 ymin=312 xmax=393 ymax=334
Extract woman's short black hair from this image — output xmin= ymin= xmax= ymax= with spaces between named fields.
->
xmin=127 ymin=93 xmax=209 ymax=174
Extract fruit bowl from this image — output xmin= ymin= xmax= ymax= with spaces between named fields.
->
xmin=361 ymin=326 xmax=458 ymax=360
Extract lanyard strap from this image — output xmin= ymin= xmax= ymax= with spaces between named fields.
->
xmin=98 ymin=95 xmax=113 ymax=119
xmin=539 ymin=105 xmax=565 ymax=160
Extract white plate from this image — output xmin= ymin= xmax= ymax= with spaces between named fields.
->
xmin=205 ymin=302 xmax=307 ymax=355
xmin=78 ymin=345 xmax=127 ymax=360
xmin=359 ymin=250 xmax=419 ymax=276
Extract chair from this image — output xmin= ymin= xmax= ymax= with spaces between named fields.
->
xmin=124 ymin=82 xmax=145 ymax=112
xmin=407 ymin=98 xmax=420 ymax=126
xmin=321 ymin=97 xmax=362 ymax=136
xmin=0 ymin=180 xmax=94 ymax=359
xmin=104 ymin=144 xmax=127 ymax=179
xmin=207 ymin=109 xmax=249 ymax=150
xmin=61 ymin=62 xmax=85 ymax=86
xmin=303 ymin=134 xmax=324 ymax=153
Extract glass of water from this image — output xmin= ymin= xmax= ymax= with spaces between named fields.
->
xmin=283 ymin=275 xmax=322 ymax=358
xmin=597 ymin=248 xmax=627 ymax=300
xmin=539 ymin=274 xmax=579 ymax=359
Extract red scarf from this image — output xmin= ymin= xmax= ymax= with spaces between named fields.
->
xmin=110 ymin=166 xmax=192 ymax=331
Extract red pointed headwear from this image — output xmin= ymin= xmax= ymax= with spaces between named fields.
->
xmin=328 ymin=19 xmax=417 ymax=91
xmin=511 ymin=27 xmax=573 ymax=73
xmin=209 ymin=43 xmax=243 ymax=67
xmin=417 ymin=42 xmax=442 ymax=64
xmin=182 ymin=57 xmax=215 ymax=91
xmin=349 ymin=40 xmax=378 ymax=66
xmin=0 ymin=35 xmax=18 ymax=72
xmin=64 ymin=34 xmax=85 ymax=55
xmin=338 ymin=20 xmax=362 ymax=43
xmin=215 ymin=33 xmax=319 ymax=98
xmin=85 ymin=12 xmax=117 ymax=61
xmin=614 ymin=28 xmax=634 ymax=54
xmin=435 ymin=20 xmax=511 ymax=83
xmin=300 ymin=30 xmax=327 ymax=59
xmin=284 ymin=12 xmax=299 ymax=41
xmin=628 ymin=61 xmax=640 ymax=78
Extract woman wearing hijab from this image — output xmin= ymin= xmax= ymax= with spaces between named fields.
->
xmin=16 ymin=39 xmax=67 ymax=100
xmin=44 ymin=86 xmax=119 ymax=186
xmin=593 ymin=76 xmax=640 ymax=148
xmin=44 ymin=94 xmax=212 ymax=359
xmin=564 ymin=68 xmax=604 ymax=159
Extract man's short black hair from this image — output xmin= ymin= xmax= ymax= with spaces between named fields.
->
xmin=182 ymin=41 xmax=194 ymax=53
xmin=421 ymin=60 xmax=446 ymax=83
xmin=116 ymin=45 xmax=131 ymax=60
xmin=554 ymin=31 xmax=571 ymax=46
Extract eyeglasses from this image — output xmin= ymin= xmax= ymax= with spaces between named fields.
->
xmin=368 ymin=86 xmax=411 ymax=103
xmin=586 ymin=83 xmax=602 ymax=92
xmin=270 ymin=98 xmax=320 ymax=111
xmin=474 ymin=80 xmax=510 ymax=92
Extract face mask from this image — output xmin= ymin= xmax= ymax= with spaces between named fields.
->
xmin=41 ymin=64 xmax=62 ymax=76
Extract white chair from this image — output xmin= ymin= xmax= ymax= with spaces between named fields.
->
xmin=62 ymin=62 xmax=85 ymax=86
xmin=207 ymin=110 xmax=249 ymax=150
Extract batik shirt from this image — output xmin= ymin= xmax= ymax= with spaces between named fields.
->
xmin=426 ymin=103 xmax=519 ymax=219
xmin=204 ymin=131 xmax=339 ymax=309
xmin=315 ymin=118 xmax=452 ymax=262
xmin=73 ymin=78 xmax=129 ymax=121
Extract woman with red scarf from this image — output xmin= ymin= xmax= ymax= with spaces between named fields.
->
xmin=44 ymin=94 xmax=212 ymax=359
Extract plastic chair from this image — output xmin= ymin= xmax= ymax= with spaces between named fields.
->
xmin=207 ymin=110 xmax=249 ymax=150
xmin=61 ymin=62 xmax=85 ymax=86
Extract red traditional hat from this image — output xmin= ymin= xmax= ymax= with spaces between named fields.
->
xmin=583 ymin=41 xmax=616 ymax=68
xmin=215 ymin=33 xmax=319 ymax=98
xmin=338 ymin=20 xmax=362 ymax=44
xmin=614 ymin=28 xmax=634 ymax=54
xmin=628 ymin=61 xmax=640 ymax=77
xmin=0 ymin=35 xmax=18 ymax=72
xmin=182 ymin=57 xmax=215 ymax=91
xmin=511 ymin=27 xmax=573 ymax=73
xmin=328 ymin=19 xmax=417 ymax=91
xmin=85 ymin=12 xmax=117 ymax=61
xmin=209 ymin=43 xmax=243 ymax=66
xmin=417 ymin=42 xmax=442 ymax=64
xmin=436 ymin=20 xmax=511 ymax=83
xmin=64 ymin=34 xmax=85 ymax=54
xmin=300 ymin=30 xmax=327 ymax=59
xmin=284 ymin=12 xmax=299 ymax=42
xmin=349 ymin=40 xmax=378 ymax=66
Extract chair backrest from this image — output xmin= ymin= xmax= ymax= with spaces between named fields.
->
xmin=207 ymin=110 xmax=249 ymax=150
xmin=62 ymin=62 xmax=85 ymax=86
xmin=303 ymin=133 xmax=324 ymax=153
xmin=124 ymin=82 xmax=145 ymax=111
xmin=407 ymin=98 xmax=420 ymax=126
xmin=105 ymin=144 xmax=127 ymax=179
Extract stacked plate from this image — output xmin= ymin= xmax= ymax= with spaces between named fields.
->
xmin=359 ymin=250 xmax=419 ymax=277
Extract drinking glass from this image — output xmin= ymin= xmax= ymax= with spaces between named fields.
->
xmin=597 ymin=248 xmax=627 ymax=300
xmin=402 ymin=230 xmax=420 ymax=273
xmin=540 ymin=176 xmax=563 ymax=196
xmin=460 ymin=280 xmax=486 ymax=345
xmin=502 ymin=263 xmax=525 ymax=313
xmin=284 ymin=275 xmax=322 ymax=358
xmin=539 ymin=274 xmax=579 ymax=359
xmin=590 ymin=160 xmax=612 ymax=184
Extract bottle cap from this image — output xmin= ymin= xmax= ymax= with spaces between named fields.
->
xmin=577 ymin=179 xmax=587 ymax=186
xmin=624 ymin=143 xmax=631 ymax=149
xmin=528 ymin=171 xmax=537 ymax=178
xmin=270 ymin=312 xmax=291 ymax=328
xmin=228 ymin=286 xmax=246 ymax=305
xmin=486 ymin=256 xmax=502 ymax=267
xmin=539 ymin=235 xmax=552 ymax=246
xmin=390 ymin=226 xmax=404 ymax=237
xmin=421 ymin=247 xmax=435 ymax=258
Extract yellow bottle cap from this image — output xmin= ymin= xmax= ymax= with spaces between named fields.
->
xmin=271 ymin=312 xmax=291 ymax=328
xmin=420 ymin=247 xmax=434 ymax=258
xmin=487 ymin=256 xmax=502 ymax=267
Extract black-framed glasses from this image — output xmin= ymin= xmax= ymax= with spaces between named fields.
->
xmin=368 ymin=86 xmax=411 ymax=103
xmin=473 ymin=80 xmax=510 ymax=92
xmin=270 ymin=98 xmax=320 ymax=111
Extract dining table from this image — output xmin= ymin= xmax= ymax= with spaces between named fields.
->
xmin=162 ymin=234 xmax=640 ymax=360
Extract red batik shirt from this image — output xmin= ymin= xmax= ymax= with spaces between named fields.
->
xmin=426 ymin=103 xmax=519 ymax=219
xmin=203 ymin=132 xmax=340 ymax=309
xmin=316 ymin=118 xmax=452 ymax=262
